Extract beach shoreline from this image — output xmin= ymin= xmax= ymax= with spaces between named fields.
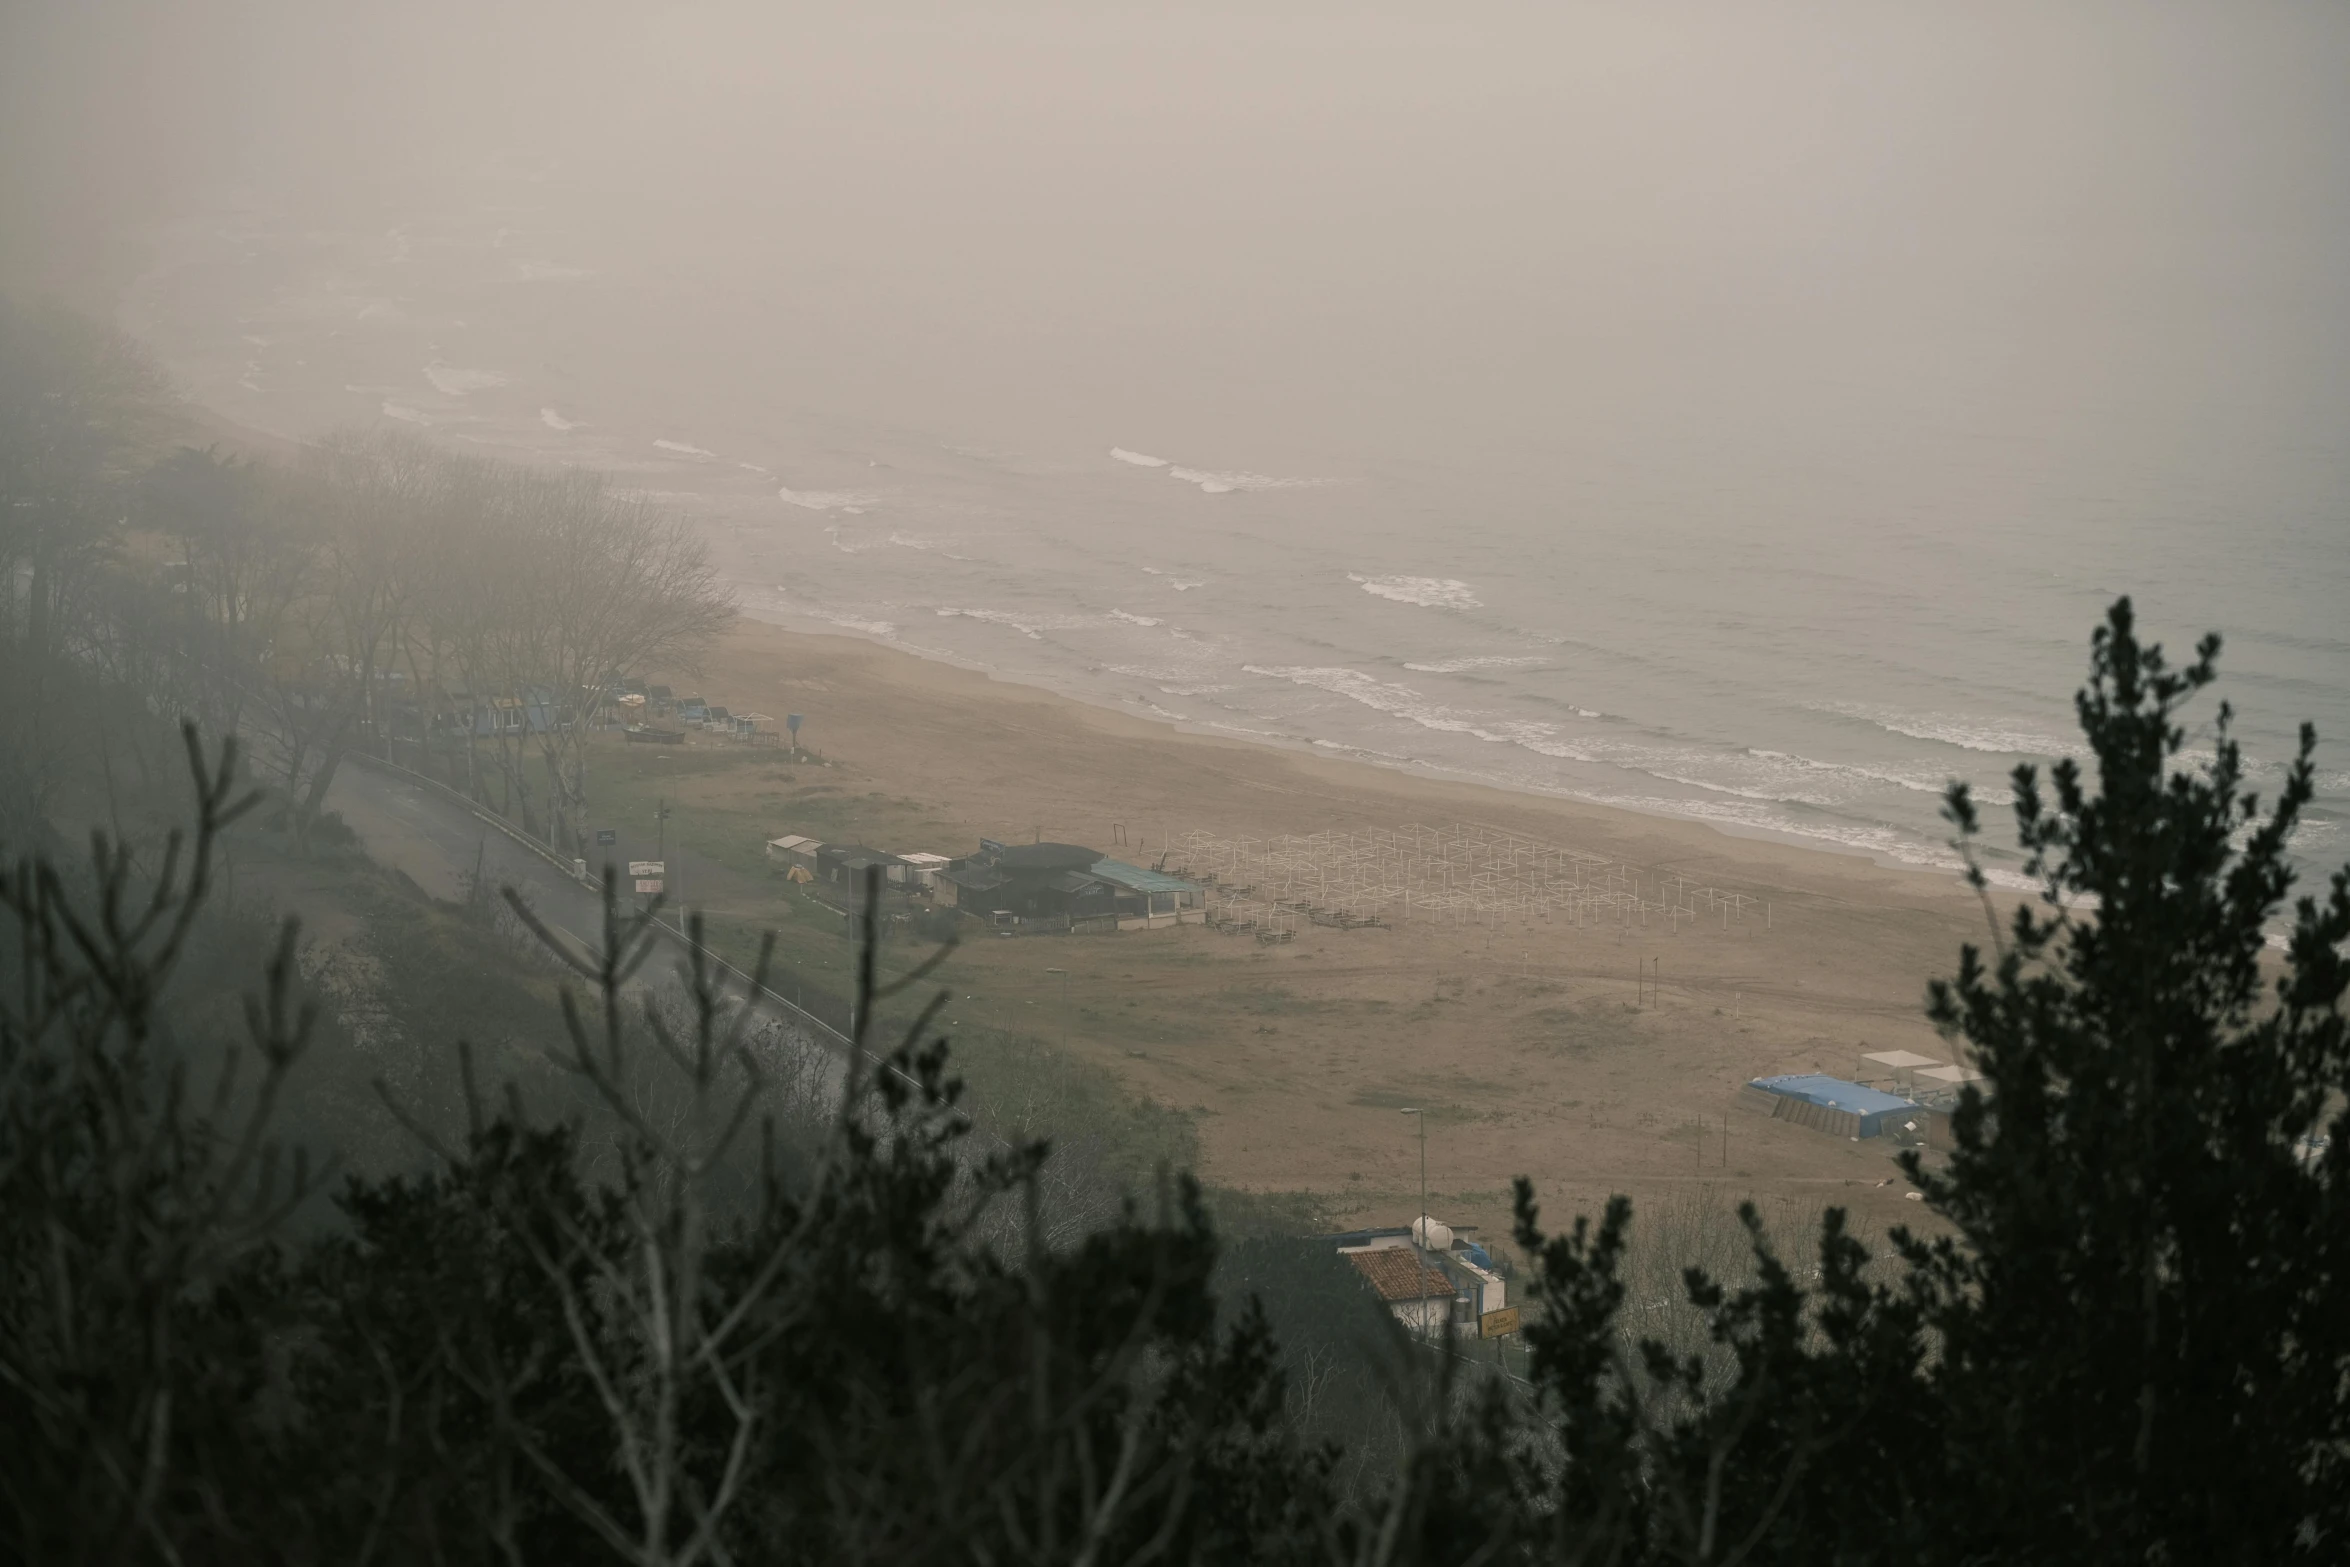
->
xmin=171 ymin=392 xmax=2000 ymax=907
xmin=177 ymin=373 xmax=1992 ymax=1237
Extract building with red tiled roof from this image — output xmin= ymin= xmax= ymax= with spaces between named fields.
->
xmin=1346 ymin=1247 xmax=1463 ymax=1337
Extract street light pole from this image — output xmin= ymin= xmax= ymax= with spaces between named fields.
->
xmin=1401 ymin=1107 xmax=1427 ymax=1340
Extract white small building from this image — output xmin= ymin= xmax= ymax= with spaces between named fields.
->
xmin=894 ymin=851 xmax=952 ymax=891
xmin=765 ymin=835 xmax=823 ymax=875
xmin=1340 ymin=1220 xmax=1509 ymax=1339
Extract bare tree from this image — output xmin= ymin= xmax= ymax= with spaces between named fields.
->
xmin=504 ymin=465 xmax=733 ymax=848
xmin=0 ymin=296 xmax=171 ymax=677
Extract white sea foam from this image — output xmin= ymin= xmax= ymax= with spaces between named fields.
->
xmin=540 ymin=407 xmax=581 ymax=431
xmin=1109 ymin=609 xmax=1163 ymax=627
xmin=768 ymin=588 xmax=895 ymax=639
xmin=1351 ymin=574 xmax=1481 ymax=610
xmin=1747 ymin=748 xmax=2016 ymax=806
xmin=779 ymin=486 xmax=877 ymax=510
xmin=424 ymin=364 xmax=507 ymax=397
xmin=381 ymin=402 xmax=431 ymax=425
xmin=938 ymin=607 xmax=1057 ymax=640
xmin=515 ymin=261 xmax=594 ymax=282
xmin=1114 ymin=448 xmax=1330 ymax=493
xmin=737 ymin=462 xmax=769 ymax=473
xmin=343 ymin=383 xmax=399 ymax=395
xmin=1168 ymin=465 xmax=1330 ymax=494
xmin=655 ymin=439 xmax=715 ymax=458
xmin=1403 ymin=655 xmax=1546 ymax=674
xmin=1243 ymin=666 xmax=1571 ymax=754
xmin=1824 ymin=703 xmax=2078 ymax=758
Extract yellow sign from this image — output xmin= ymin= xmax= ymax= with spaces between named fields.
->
xmin=1479 ymin=1307 xmax=1520 ymax=1339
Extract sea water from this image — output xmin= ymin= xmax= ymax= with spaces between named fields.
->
xmin=113 ymin=3 xmax=2349 ymax=892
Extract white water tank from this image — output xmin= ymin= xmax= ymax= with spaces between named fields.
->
xmin=1410 ymin=1216 xmax=1453 ymax=1251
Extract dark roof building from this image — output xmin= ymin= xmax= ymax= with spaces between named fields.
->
xmin=991 ymin=842 xmax=1103 ymax=875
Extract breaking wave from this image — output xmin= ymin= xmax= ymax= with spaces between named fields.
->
xmin=1403 ymin=655 xmax=1546 ymax=673
xmin=423 ymin=364 xmax=507 ymax=397
xmin=1351 ymin=574 xmax=1481 ymax=610
xmin=779 ymin=486 xmax=877 ymax=510
xmin=1111 ymin=447 xmax=1332 ymax=494
xmin=1823 ymin=703 xmax=2078 ymax=758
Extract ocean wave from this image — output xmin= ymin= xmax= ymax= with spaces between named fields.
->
xmin=1351 ymin=574 xmax=1480 ymax=610
xmin=540 ymin=407 xmax=581 ymax=431
xmin=514 ymin=261 xmax=595 ymax=282
xmin=937 ymin=606 xmax=1073 ymax=641
xmin=1242 ymin=665 xmax=1574 ymax=755
xmin=824 ymin=527 xmax=882 ymax=555
xmin=655 ymin=439 xmax=715 ymax=458
xmin=737 ymin=461 xmax=769 ymax=473
xmin=769 ymin=588 xmax=895 ymax=639
xmin=1403 ymin=655 xmax=1545 ymax=673
xmin=381 ymin=402 xmax=431 ymax=425
xmin=1113 ymin=447 xmax=1331 ymax=494
xmin=1241 ymin=666 xmax=2039 ymax=822
xmin=1823 ymin=702 xmax=2078 ymax=758
xmin=424 ymin=364 xmax=507 ymax=397
xmin=1747 ymin=748 xmax=2016 ymax=807
xmin=779 ymin=486 xmax=877 ymax=510
xmin=1109 ymin=609 xmax=1163 ymax=627
xmin=885 ymin=532 xmax=970 ymax=559
xmin=1568 ymin=792 xmax=2036 ymax=888
xmin=342 ymin=382 xmax=399 ymax=395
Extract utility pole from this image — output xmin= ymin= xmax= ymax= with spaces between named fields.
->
xmin=1045 ymin=966 xmax=1069 ymax=1049
xmin=1401 ymin=1107 xmax=1428 ymax=1341
xmin=654 ymin=796 xmax=674 ymax=906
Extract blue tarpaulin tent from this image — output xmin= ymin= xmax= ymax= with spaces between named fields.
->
xmin=1739 ymin=1074 xmax=1922 ymax=1139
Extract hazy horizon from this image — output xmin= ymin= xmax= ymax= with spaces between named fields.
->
xmin=10 ymin=0 xmax=2346 ymax=880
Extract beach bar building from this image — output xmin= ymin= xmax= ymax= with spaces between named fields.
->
xmin=1089 ymin=859 xmax=1209 ymax=928
xmin=1911 ymin=1064 xmax=1989 ymax=1107
xmin=1738 ymin=1074 xmax=1922 ymax=1140
xmin=1857 ymin=1049 xmax=1942 ymax=1091
xmin=894 ymin=852 xmax=952 ymax=891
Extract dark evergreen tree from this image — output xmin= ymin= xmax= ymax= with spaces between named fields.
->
xmin=1910 ymin=598 xmax=2350 ymax=1562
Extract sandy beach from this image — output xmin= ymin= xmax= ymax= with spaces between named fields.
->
xmin=678 ymin=614 xmax=1990 ymax=1234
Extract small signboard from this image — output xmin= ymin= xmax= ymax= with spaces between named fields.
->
xmin=596 ymin=828 xmax=617 ymax=846
xmin=785 ymin=713 xmax=803 ymax=735
xmin=1479 ymin=1307 xmax=1521 ymax=1339
xmin=635 ymin=879 xmax=664 ymax=895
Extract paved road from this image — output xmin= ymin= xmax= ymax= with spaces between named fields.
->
xmin=327 ymin=757 xmax=861 ymax=1059
xmin=329 ymin=758 xmax=617 ymax=962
